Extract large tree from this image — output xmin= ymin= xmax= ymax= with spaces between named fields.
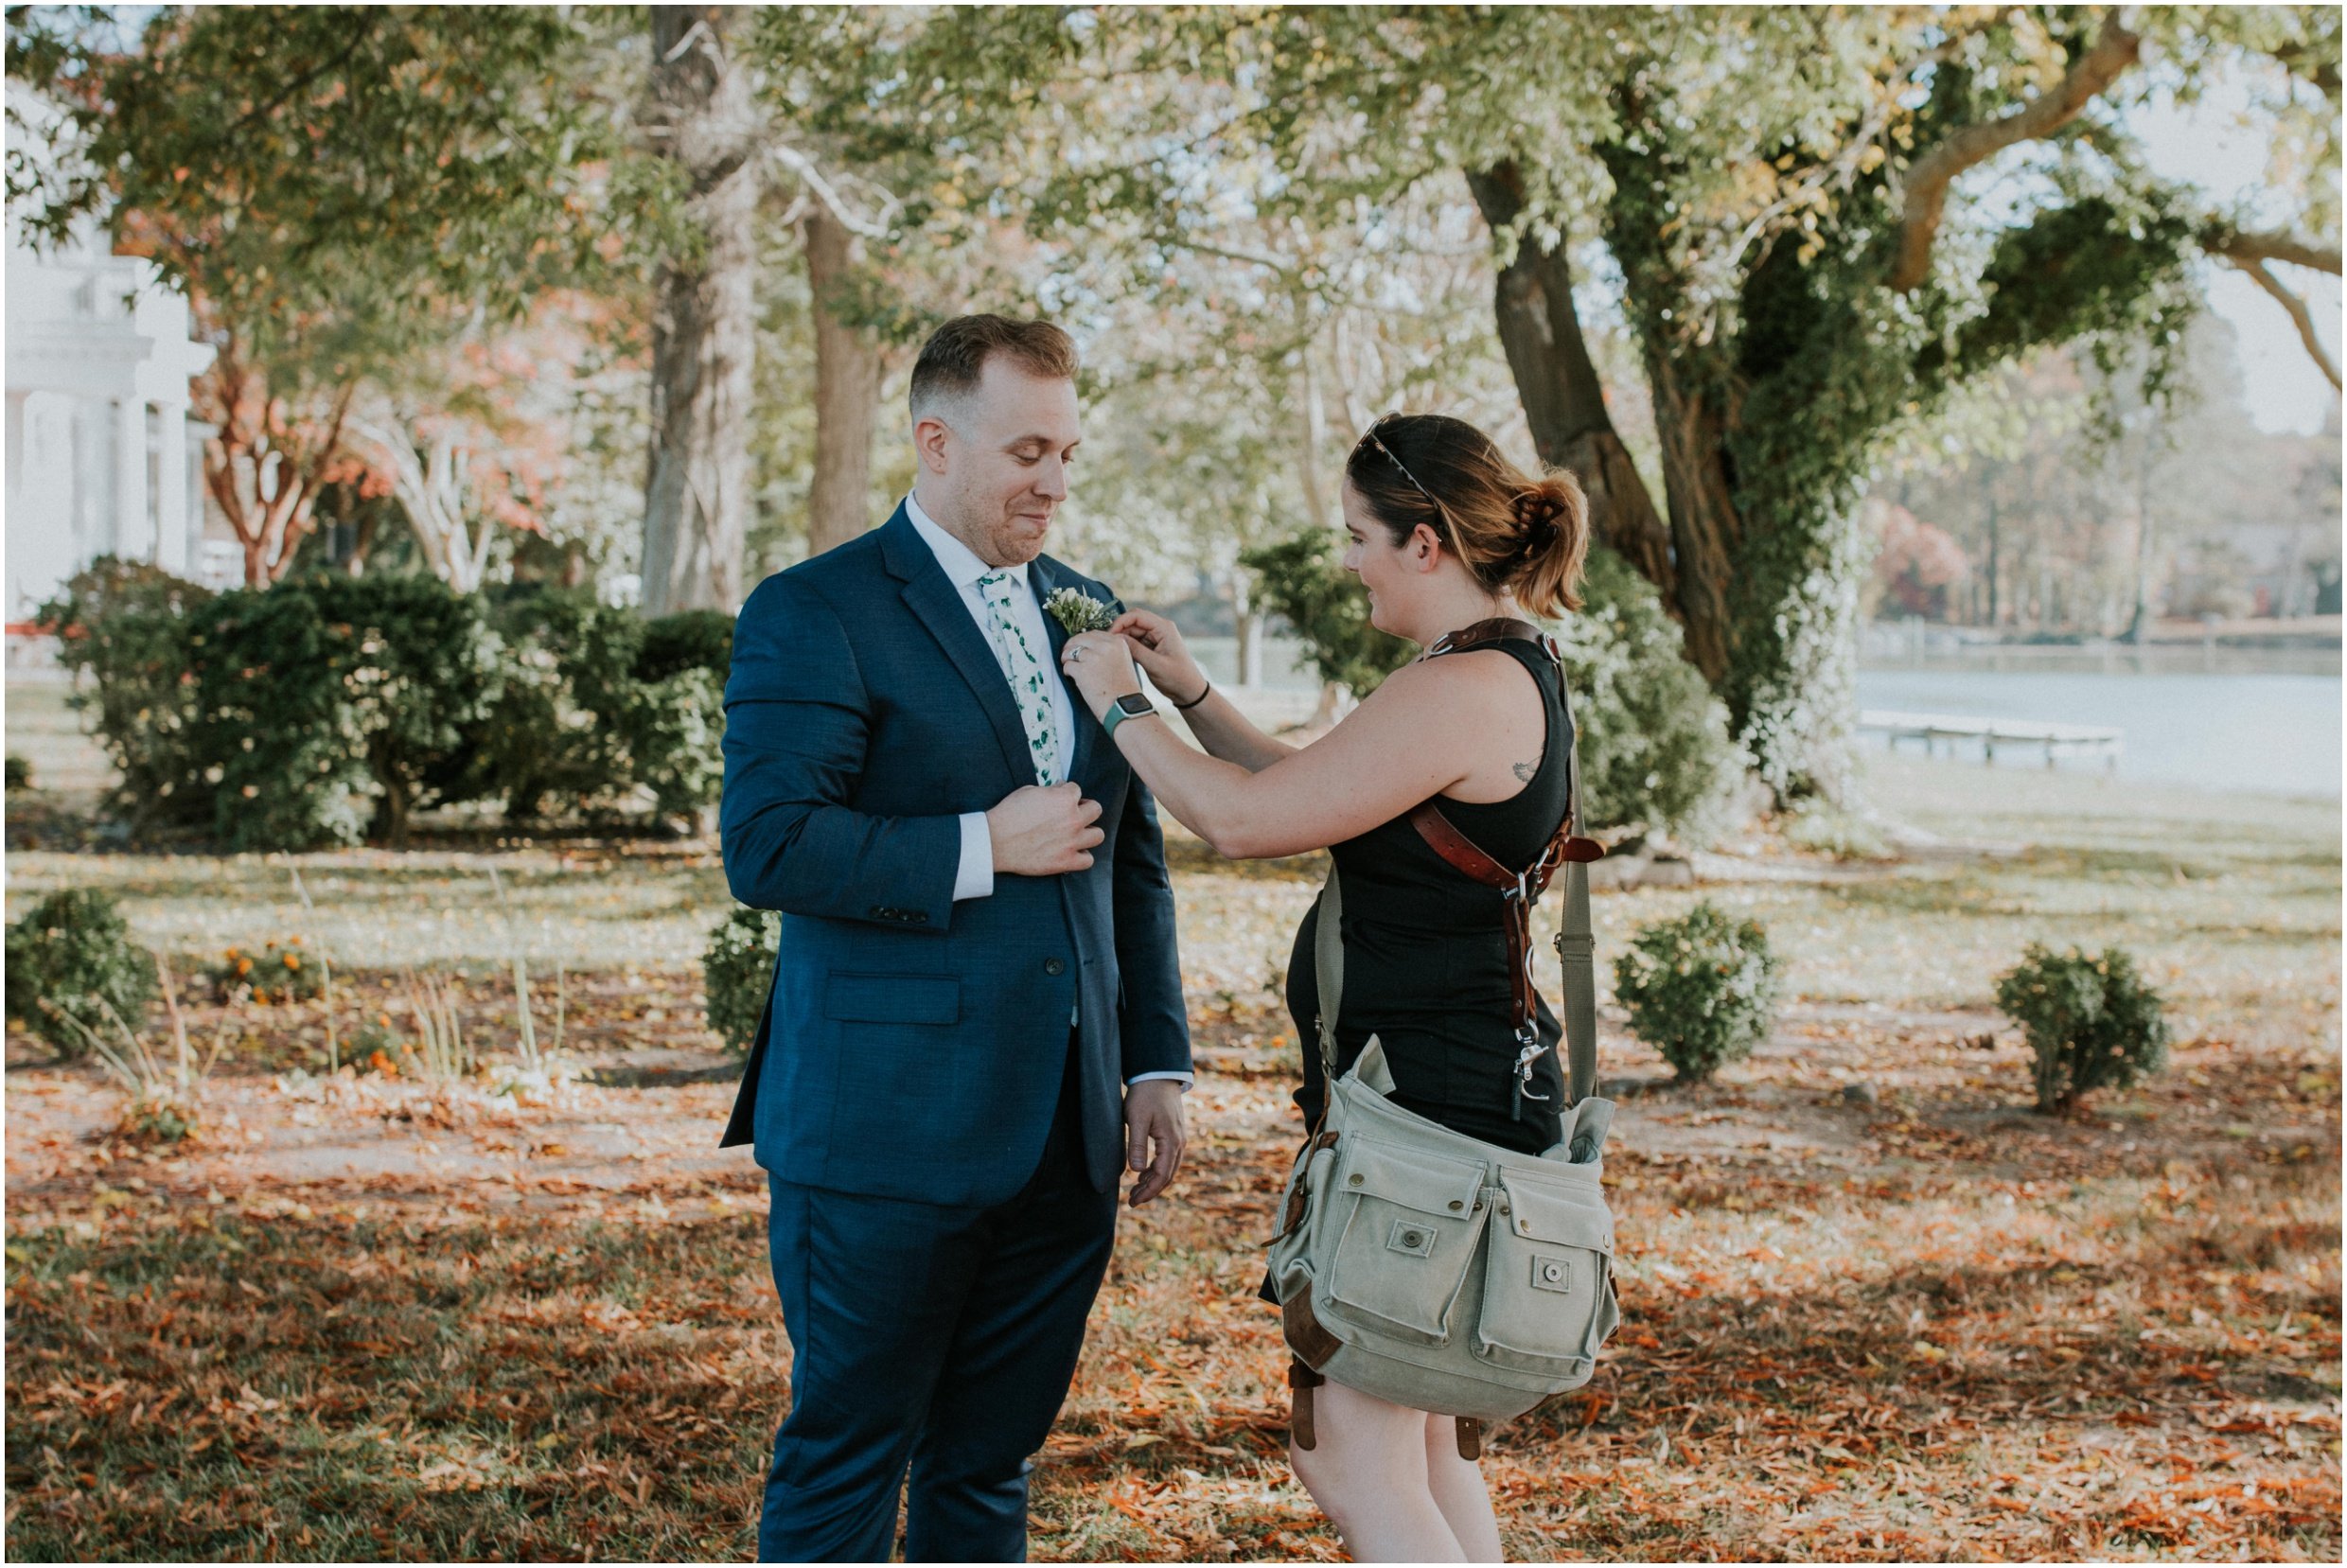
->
xmin=1032 ymin=6 xmax=2339 ymax=795
xmin=9 ymin=5 xmax=637 ymax=586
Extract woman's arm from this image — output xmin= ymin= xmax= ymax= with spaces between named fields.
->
xmin=1166 ymin=683 xmax=1297 ymax=772
xmin=1108 ymin=608 xmax=1294 ymax=772
xmin=1062 ymin=632 xmax=1492 ymax=860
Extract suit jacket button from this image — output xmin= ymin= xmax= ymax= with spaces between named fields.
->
xmin=1044 ymin=958 xmax=1066 ymax=976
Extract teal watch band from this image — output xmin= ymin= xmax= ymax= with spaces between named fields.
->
xmin=1103 ymin=693 xmax=1157 ymax=741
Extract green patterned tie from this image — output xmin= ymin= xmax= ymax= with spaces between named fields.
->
xmin=976 ymin=571 xmax=1060 ymax=784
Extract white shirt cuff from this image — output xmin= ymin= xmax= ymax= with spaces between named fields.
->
xmin=954 ymin=811 xmax=994 ymax=901
xmin=1125 ymin=1071 xmax=1192 ymax=1090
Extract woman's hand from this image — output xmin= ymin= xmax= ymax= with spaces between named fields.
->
xmin=1109 ymin=608 xmax=1209 ymax=708
xmin=1060 ymin=630 xmax=1142 ymax=718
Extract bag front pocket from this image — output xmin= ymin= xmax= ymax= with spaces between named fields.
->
xmin=1474 ymin=1169 xmax=1615 ymax=1375
xmin=1323 ymin=1137 xmax=1490 ymax=1346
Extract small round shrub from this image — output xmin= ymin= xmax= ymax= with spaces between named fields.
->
xmin=6 ymin=754 xmax=30 ymax=791
xmin=1611 ymin=901 xmax=1782 ymax=1083
xmin=1994 ymin=943 xmax=2170 ymax=1115
xmin=704 ymin=907 xmax=780 ymax=1053
xmin=5 ymin=889 xmax=158 ymax=1058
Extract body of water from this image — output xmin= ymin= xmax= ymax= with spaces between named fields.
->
xmin=1854 ymin=667 xmax=2342 ymax=800
xmin=1186 ymin=634 xmax=2342 ymax=800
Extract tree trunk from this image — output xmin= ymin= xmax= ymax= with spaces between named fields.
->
xmin=1232 ymin=573 xmax=1263 ymax=688
xmin=197 ymin=356 xmax=351 ymax=586
xmin=803 ymin=204 xmax=884 ymax=558
xmin=640 ymin=6 xmax=760 ymax=614
xmin=1465 ymin=161 xmax=1677 ymax=599
xmin=1639 ymin=348 xmax=1742 ymax=685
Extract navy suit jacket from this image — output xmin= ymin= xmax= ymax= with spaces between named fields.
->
xmin=717 ymin=504 xmax=1191 ymax=1207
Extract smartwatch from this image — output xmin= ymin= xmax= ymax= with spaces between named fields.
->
xmin=1102 ymin=691 xmax=1158 ymax=741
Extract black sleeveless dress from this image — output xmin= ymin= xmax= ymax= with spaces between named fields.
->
xmin=1256 ymin=637 xmax=1575 ymax=1305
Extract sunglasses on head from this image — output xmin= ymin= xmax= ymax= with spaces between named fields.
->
xmin=1354 ymin=419 xmax=1460 ymax=546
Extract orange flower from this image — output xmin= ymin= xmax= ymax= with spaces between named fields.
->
xmin=235 ymin=958 xmax=253 ymax=977
xmin=283 ymin=953 xmax=301 ymax=971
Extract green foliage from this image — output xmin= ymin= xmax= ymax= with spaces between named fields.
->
xmin=473 ymin=588 xmax=644 ymax=821
xmin=1559 ymin=550 xmax=1745 ymax=839
xmin=623 ymin=612 xmax=733 ymax=823
xmin=1995 ymin=943 xmax=2172 ymax=1116
xmin=1612 ymin=902 xmax=1783 ymax=1084
xmin=626 ymin=668 xmax=728 ymax=823
xmin=5 ymin=890 xmax=158 ymax=1059
xmin=703 ymin=907 xmax=780 ymax=1054
xmin=49 ymin=572 xmax=733 ymax=843
xmin=1239 ymin=531 xmax=1415 ymax=696
xmin=184 ymin=573 xmax=503 ymax=850
xmin=6 ymin=754 xmax=29 ymax=791
xmin=207 ymin=940 xmax=326 ymax=1007
xmin=34 ymin=559 xmax=217 ymax=831
xmin=8 ymin=6 xmax=654 ymax=363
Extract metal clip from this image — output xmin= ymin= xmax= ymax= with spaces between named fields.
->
xmin=1510 ymin=1035 xmax=1552 ymax=1120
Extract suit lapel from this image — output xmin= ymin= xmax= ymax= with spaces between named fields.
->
xmin=880 ymin=509 xmax=1038 ymax=786
xmin=1029 ymin=557 xmax=1093 ymax=784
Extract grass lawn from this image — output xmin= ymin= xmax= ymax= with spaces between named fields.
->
xmin=5 ymin=687 xmax=2338 ymax=1560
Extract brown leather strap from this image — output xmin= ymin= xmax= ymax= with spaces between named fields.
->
xmin=1409 ymin=619 xmax=1605 ymax=1037
xmin=1455 ymin=1416 xmax=1484 ymax=1461
xmin=1289 ymin=1359 xmax=1326 ymax=1451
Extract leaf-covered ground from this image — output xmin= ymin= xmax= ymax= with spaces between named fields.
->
xmin=5 ymin=752 xmax=2338 ymax=1560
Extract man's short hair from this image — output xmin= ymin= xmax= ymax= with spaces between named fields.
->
xmin=909 ymin=314 xmax=1079 ymax=423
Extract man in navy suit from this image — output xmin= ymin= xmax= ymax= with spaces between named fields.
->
xmin=719 ymin=314 xmax=1191 ymax=1561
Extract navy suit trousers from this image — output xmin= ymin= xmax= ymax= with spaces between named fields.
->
xmin=758 ymin=1034 xmax=1117 ymax=1562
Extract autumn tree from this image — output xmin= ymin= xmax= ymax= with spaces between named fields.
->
xmin=8 ymin=5 xmax=642 ymax=587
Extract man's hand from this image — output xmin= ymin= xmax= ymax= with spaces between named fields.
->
xmin=986 ymin=782 xmax=1104 ymax=876
xmin=1122 ymin=1079 xmax=1187 ymax=1207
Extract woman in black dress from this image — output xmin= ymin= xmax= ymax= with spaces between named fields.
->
xmin=1060 ymin=412 xmax=1590 ymax=1562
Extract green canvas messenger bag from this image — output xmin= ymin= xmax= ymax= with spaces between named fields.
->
xmin=1266 ymin=618 xmax=1620 ymax=1460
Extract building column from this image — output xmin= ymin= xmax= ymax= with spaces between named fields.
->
xmin=153 ymin=399 xmax=190 ymax=574
xmin=113 ymin=396 xmax=152 ymax=562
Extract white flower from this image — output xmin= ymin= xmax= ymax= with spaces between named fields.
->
xmin=1043 ymin=586 xmax=1117 ymax=635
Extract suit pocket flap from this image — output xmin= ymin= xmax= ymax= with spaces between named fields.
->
xmin=823 ymin=972 xmax=959 ymax=1025
xmin=1339 ymin=1138 xmax=1487 ymax=1217
xmin=1498 ymin=1172 xmax=1613 ymax=1253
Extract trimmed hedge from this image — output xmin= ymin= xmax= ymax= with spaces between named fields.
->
xmin=38 ymin=566 xmax=732 ymax=849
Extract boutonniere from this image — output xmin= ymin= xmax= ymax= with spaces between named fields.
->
xmin=1044 ymin=586 xmax=1117 ymax=635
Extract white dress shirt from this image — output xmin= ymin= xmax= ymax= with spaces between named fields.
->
xmin=907 ymin=491 xmax=1074 ymax=903
xmin=903 ymin=493 xmax=1189 ymax=1090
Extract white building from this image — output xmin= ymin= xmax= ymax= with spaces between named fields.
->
xmin=5 ymin=220 xmax=218 ymax=638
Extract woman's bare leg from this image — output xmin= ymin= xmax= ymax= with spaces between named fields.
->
xmin=1421 ymin=1413 xmax=1503 ymax=1561
xmin=1287 ymin=1381 xmax=1468 ymax=1561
